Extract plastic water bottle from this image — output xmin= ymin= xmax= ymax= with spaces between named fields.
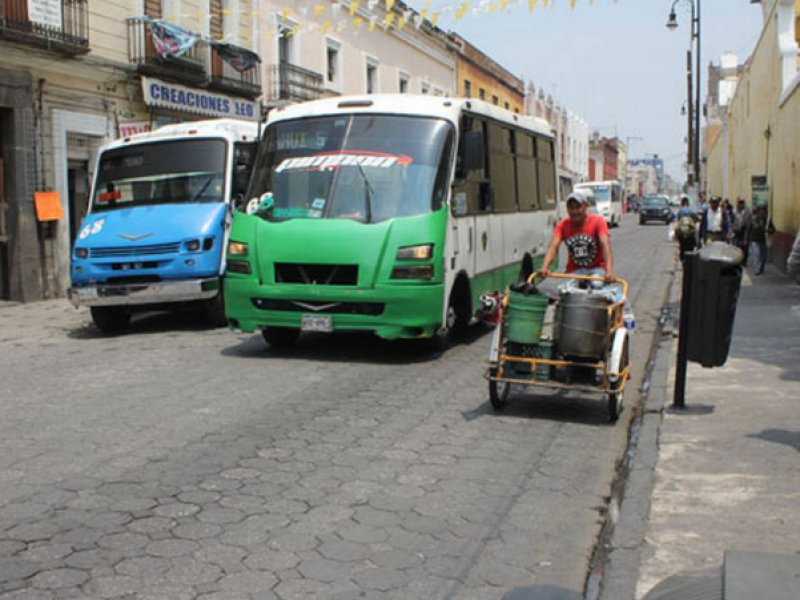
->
xmin=623 ymin=302 xmax=636 ymax=332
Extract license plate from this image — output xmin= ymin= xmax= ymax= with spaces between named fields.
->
xmin=301 ymin=315 xmax=333 ymax=332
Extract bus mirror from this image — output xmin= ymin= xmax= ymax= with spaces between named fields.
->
xmin=233 ymin=165 xmax=250 ymax=196
xmin=462 ymin=131 xmax=485 ymax=173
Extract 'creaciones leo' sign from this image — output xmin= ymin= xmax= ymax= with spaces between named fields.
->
xmin=142 ymin=77 xmax=258 ymax=122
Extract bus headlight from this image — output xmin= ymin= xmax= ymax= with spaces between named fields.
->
xmin=185 ymin=239 xmax=201 ymax=252
xmin=396 ymin=244 xmax=433 ymax=261
xmin=228 ymin=241 xmax=249 ymax=256
xmin=75 ymin=248 xmax=89 ymax=259
xmin=391 ymin=265 xmax=434 ymax=280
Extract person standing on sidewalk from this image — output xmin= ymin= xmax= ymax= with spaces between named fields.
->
xmin=747 ymin=205 xmax=770 ymax=275
xmin=699 ymin=197 xmax=730 ymax=245
xmin=675 ymin=197 xmax=698 ymax=261
xmin=732 ymin=198 xmax=751 ymax=265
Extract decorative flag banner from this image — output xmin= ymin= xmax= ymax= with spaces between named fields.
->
xmin=279 ymin=7 xmax=291 ymax=18
xmin=383 ymin=12 xmax=395 ymax=28
xmin=149 ymin=20 xmax=199 ymax=59
xmin=321 ymin=21 xmax=332 ymax=34
xmin=369 ymin=16 xmax=378 ymax=30
xmin=217 ymin=43 xmax=261 ymax=72
xmin=354 ymin=16 xmax=364 ymax=29
xmin=430 ymin=12 xmax=440 ymax=26
xmin=528 ymin=0 xmax=538 ymax=11
xmin=314 ymin=4 xmax=326 ymax=18
xmin=386 ymin=0 xmax=395 ymax=12
xmin=398 ymin=15 xmax=407 ymax=28
xmin=350 ymin=1 xmax=360 ymax=15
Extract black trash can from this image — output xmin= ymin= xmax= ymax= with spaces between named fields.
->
xmin=685 ymin=243 xmax=744 ymax=368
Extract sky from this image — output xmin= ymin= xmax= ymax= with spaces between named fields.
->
xmin=408 ymin=0 xmax=765 ymax=180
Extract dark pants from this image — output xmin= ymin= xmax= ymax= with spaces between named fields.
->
xmin=733 ymin=231 xmax=749 ymax=265
xmin=678 ymin=237 xmax=697 ymax=262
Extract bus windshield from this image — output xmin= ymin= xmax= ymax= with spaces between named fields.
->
xmin=583 ymin=186 xmax=610 ymax=201
xmin=249 ymin=115 xmax=454 ymax=223
xmin=91 ymin=139 xmax=227 ymax=213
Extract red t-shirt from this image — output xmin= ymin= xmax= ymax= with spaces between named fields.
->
xmin=554 ymin=214 xmax=609 ymax=272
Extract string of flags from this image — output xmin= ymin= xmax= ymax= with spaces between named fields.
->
xmin=154 ymin=0 xmax=620 ymax=44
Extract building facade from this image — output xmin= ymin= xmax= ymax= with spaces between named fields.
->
xmin=0 ymin=0 xmax=263 ymax=302
xmin=588 ymin=134 xmax=619 ymax=183
xmin=628 ymin=157 xmax=665 ymax=196
xmin=259 ymin=0 xmax=455 ymax=107
xmin=706 ymin=0 xmax=800 ymax=270
xmin=451 ymin=33 xmax=523 ymax=113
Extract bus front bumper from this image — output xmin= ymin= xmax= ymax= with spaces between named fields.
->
xmin=68 ymin=278 xmax=220 ymax=308
xmin=225 ymin=279 xmax=445 ymax=340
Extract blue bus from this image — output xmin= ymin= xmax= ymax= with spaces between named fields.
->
xmin=68 ymin=119 xmax=258 ymax=333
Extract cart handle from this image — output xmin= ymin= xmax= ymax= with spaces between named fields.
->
xmin=528 ymin=272 xmax=629 ymax=299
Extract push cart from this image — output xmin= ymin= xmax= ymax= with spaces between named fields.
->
xmin=485 ymin=273 xmax=632 ymax=422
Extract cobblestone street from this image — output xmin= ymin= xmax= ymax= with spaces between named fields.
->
xmin=0 ymin=218 xmax=676 ymax=600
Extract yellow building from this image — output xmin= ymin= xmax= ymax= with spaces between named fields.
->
xmin=706 ymin=0 xmax=800 ymax=270
xmin=449 ymin=34 xmax=524 ymax=114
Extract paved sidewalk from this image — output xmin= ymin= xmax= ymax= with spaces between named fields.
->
xmin=602 ymin=265 xmax=800 ymax=599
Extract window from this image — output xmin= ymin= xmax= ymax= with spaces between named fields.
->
xmin=464 ymin=80 xmax=472 ymax=98
xmin=433 ymin=87 xmax=445 ymax=97
xmin=479 ymin=88 xmax=486 ymax=101
xmin=421 ymin=82 xmax=430 ymax=95
xmin=536 ymin=137 xmax=557 ymax=209
xmin=488 ymin=123 xmax=517 ymax=213
xmin=454 ymin=116 xmax=491 ymax=215
xmin=398 ymin=72 xmax=410 ymax=93
xmin=366 ymin=57 xmax=379 ymax=94
xmin=326 ymin=39 xmax=342 ymax=90
xmin=277 ymin=19 xmax=297 ymax=65
xmin=516 ymin=134 xmax=539 ymax=211
xmin=504 ymin=101 xmax=510 ymax=110
xmin=492 ymin=95 xmax=499 ymax=106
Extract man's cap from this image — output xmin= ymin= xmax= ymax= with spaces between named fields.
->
xmin=566 ymin=191 xmax=588 ymax=205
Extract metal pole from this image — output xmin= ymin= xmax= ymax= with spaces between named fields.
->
xmin=686 ymin=50 xmax=694 ymax=185
xmin=694 ymin=0 xmax=702 ymax=189
xmin=674 ymin=254 xmax=693 ymax=409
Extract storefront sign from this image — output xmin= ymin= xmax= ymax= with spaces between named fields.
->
xmin=751 ymin=176 xmax=769 ymax=209
xmin=28 ymin=0 xmax=63 ymax=30
xmin=34 ymin=191 xmax=63 ymax=222
xmin=117 ymin=110 xmax=152 ymax=138
xmin=142 ymin=77 xmax=258 ymax=122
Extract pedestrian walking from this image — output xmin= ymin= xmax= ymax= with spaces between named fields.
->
xmin=747 ymin=205 xmax=770 ymax=275
xmin=721 ymin=199 xmax=735 ymax=242
xmin=732 ymin=198 xmax=751 ymax=265
xmin=699 ymin=197 xmax=730 ymax=245
xmin=675 ymin=197 xmax=698 ymax=261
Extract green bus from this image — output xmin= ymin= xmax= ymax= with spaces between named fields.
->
xmin=225 ymin=95 xmax=559 ymax=347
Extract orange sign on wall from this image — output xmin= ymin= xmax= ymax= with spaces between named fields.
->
xmin=34 ymin=191 xmax=64 ymax=222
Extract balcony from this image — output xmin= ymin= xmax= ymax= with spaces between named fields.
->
xmin=209 ymin=44 xmax=261 ymax=99
xmin=267 ymin=63 xmax=323 ymax=105
xmin=0 ymin=0 xmax=89 ymax=55
xmin=127 ymin=17 xmax=206 ymax=85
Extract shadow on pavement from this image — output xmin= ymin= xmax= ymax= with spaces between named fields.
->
xmin=66 ymin=309 xmax=220 ymax=340
xmin=220 ymin=323 xmax=492 ymax=366
xmin=467 ymin=392 xmax=613 ymax=427
xmin=747 ymin=429 xmax=800 ymax=453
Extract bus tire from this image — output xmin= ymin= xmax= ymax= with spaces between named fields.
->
xmin=427 ymin=279 xmax=471 ymax=351
xmin=204 ymin=285 xmax=227 ymax=328
xmin=262 ymin=327 xmax=301 ymax=349
xmin=90 ymin=306 xmax=131 ymax=335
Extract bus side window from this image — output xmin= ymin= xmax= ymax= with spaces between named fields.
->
xmin=454 ymin=117 xmax=490 ymax=215
xmin=536 ymin=137 xmax=556 ymax=210
xmin=516 ymin=133 xmax=538 ymax=211
xmin=233 ymin=142 xmax=257 ymax=197
xmin=488 ymin=123 xmax=517 ymax=214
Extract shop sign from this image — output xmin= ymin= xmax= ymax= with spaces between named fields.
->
xmin=28 ymin=0 xmax=62 ymax=30
xmin=751 ymin=175 xmax=769 ymax=209
xmin=117 ymin=110 xmax=152 ymax=138
xmin=142 ymin=77 xmax=258 ymax=122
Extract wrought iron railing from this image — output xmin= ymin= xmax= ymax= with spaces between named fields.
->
xmin=127 ymin=17 xmax=206 ymax=83
xmin=209 ymin=45 xmax=261 ymax=99
xmin=267 ymin=63 xmax=324 ymax=104
xmin=0 ymin=0 xmax=89 ymax=54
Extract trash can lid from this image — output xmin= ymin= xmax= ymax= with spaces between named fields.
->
xmin=698 ymin=242 xmax=744 ymax=266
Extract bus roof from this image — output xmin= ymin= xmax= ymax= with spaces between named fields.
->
xmin=266 ymin=94 xmax=554 ymax=138
xmin=576 ymin=181 xmax=622 ymax=188
xmin=104 ymin=119 xmax=260 ymax=152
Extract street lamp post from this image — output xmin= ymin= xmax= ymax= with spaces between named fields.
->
xmin=667 ymin=0 xmax=701 ymax=191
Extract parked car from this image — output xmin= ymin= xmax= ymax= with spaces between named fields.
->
xmin=639 ymin=196 xmax=672 ymax=225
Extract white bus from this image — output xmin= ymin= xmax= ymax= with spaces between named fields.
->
xmin=575 ymin=180 xmax=624 ymax=227
xmin=225 ymin=95 xmax=560 ymax=347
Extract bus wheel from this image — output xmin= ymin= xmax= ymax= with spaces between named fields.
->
xmin=204 ymin=285 xmax=227 ymax=328
xmin=262 ymin=327 xmax=300 ymax=349
xmin=427 ymin=284 xmax=469 ymax=351
xmin=90 ymin=307 xmax=131 ymax=335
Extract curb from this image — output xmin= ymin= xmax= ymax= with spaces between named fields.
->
xmin=597 ymin=267 xmax=681 ymax=600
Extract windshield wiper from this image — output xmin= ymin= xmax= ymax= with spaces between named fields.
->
xmin=191 ymin=175 xmax=216 ymax=203
xmin=355 ymin=163 xmax=375 ymax=224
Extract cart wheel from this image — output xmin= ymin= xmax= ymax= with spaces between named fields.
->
xmin=489 ymin=369 xmax=511 ymax=411
xmin=608 ymin=338 xmax=630 ymax=423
